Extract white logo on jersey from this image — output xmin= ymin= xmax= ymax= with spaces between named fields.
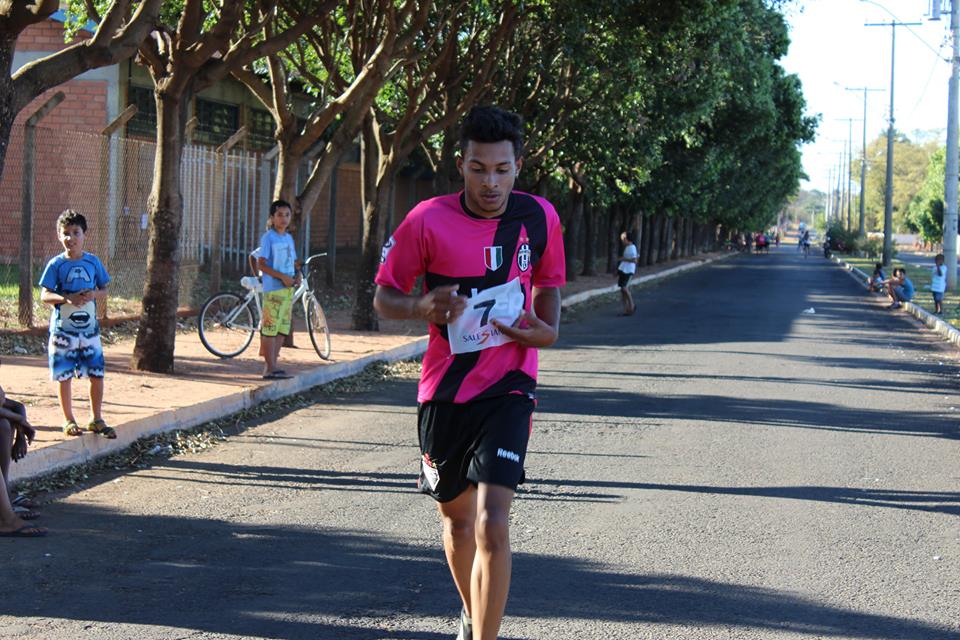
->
xmin=496 ymin=448 xmax=520 ymax=463
xmin=381 ymin=236 xmax=396 ymax=264
xmin=66 ymin=266 xmax=92 ymax=284
xmin=517 ymin=242 xmax=531 ymax=272
xmin=483 ymin=246 xmax=503 ymax=271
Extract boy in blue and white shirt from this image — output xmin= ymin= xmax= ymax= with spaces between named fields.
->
xmin=39 ymin=210 xmax=115 ymax=438
xmin=257 ymin=200 xmax=300 ymax=379
xmin=931 ymin=253 xmax=947 ymax=315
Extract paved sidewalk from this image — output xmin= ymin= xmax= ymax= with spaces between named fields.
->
xmin=6 ymin=252 xmax=728 ymax=483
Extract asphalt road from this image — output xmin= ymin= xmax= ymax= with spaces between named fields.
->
xmin=2 ymin=246 xmax=959 ymax=640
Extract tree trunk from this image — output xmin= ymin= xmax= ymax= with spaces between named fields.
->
xmin=581 ymin=202 xmax=598 ymax=276
xmin=663 ymin=215 xmax=674 ymax=262
xmin=686 ymin=218 xmax=695 ymax=256
xmin=131 ymin=88 xmax=189 ymax=372
xmin=641 ymin=215 xmax=653 ymax=266
xmin=433 ymin=123 xmax=460 ymax=195
xmin=0 ymin=35 xmax=15 ymax=184
xmin=649 ymin=214 xmax=663 ymax=264
xmin=606 ymin=205 xmax=621 ymax=274
xmin=672 ymin=217 xmax=683 ymax=259
xmin=273 ymin=142 xmax=303 ymax=348
xmin=351 ymin=116 xmax=390 ymax=331
xmin=563 ymin=177 xmax=584 ymax=282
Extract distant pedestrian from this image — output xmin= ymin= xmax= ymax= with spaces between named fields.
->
xmin=257 ymin=200 xmax=300 ymax=380
xmin=616 ymin=231 xmax=638 ymax=316
xmin=930 ymin=254 xmax=946 ymax=315
xmin=39 ymin=210 xmax=114 ymax=439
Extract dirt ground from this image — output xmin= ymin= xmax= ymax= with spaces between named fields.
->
xmin=0 ymin=254 xmax=720 ymax=454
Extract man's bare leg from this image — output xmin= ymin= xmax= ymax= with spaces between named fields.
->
xmin=471 ymin=483 xmax=515 ymax=640
xmin=438 ymin=485 xmax=478 ymax=615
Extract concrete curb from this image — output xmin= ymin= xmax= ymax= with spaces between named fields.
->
xmin=9 ymin=338 xmax=429 ymax=483
xmin=831 ymin=255 xmax=960 ymax=350
xmin=11 ymin=251 xmax=733 ymax=484
xmin=561 ymin=252 xmax=737 ymax=310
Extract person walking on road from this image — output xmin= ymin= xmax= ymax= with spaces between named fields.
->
xmin=373 ymin=105 xmax=566 ymax=640
xmin=616 ymin=231 xmax=637 ymax=316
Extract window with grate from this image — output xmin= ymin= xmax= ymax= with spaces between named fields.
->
xmin=126 ymin=85 xmax=156 ymax=139
xmin=249 ymin=109 xmax=275 ymax=149
xmin=195 ymin=98 xmax=239 ymax=146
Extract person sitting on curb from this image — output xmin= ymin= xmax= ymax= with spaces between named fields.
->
xmin=0 ymin=380 xmax=38 ymax=522
xmin=0 ymin=475 xmax=45 ymax=537
xmin=884 ymin=267 xmax=914 ymax=310
xmin=869 ymin=263 xmax=886 ymax=293
xmin=930 ymin=253 xmax=947 ymax=315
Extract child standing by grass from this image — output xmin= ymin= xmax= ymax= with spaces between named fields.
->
xmin=39 ymin=210 xmax=114 ymax=438
xmin=257 ymin=200 xmax=300 ymax=379
xmin=930 ymin=254 xmax=946 ymax=315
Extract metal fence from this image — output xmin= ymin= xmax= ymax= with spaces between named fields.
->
xmin=0 ymin=126 xmax=286 ymax=329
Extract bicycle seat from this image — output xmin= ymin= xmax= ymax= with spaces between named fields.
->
xmin=240 ymin=276 xmax=262 ymax=292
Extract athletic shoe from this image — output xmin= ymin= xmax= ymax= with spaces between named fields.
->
xmin=456 ymin=607 xmax=472 ymax=640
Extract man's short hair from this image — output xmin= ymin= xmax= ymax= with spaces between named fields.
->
xmin=270 ymin=199 xmax=292 ymax=215
xmin=625 ymin=230 xmax=637 ymax=244
xmin=57 ymin=209 xmax=87 ymax=232
xmin=460 ymin=106 xmax=524 ymax=158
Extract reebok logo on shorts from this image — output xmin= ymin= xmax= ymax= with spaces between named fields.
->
xmin=496 ymin=448 xmax=520 ymax=463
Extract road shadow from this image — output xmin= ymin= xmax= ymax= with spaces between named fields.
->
xmin=1 ymin=503 xmax=955 ymax=640
xmin=535 ymin=385 xmax=960 ymax=440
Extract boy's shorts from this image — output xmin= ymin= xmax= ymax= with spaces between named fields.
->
xmin=261 ymin=287 xmax=293 ymax=337
xmin=894 ymin=286 xmax=912 ymax=303
xmin=933 ymin=291 xmax=945 ymax=303
xmin=417 ymin=393 xmax=535 ymax=503
xmin=48 ymin=329 xmax=105 ymax=381
xmin=617 ymin=270 xmax=632 ymax=289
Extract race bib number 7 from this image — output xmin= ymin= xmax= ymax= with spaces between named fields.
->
xmin=446 ymin=278 xmax=525 ymax=355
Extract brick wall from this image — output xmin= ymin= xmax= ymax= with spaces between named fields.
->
xmin=15 ymin=18 xmax=89 ymax=53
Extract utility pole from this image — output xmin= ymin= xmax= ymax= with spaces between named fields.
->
xmin=836 ymin=153 xmax=844 ymax=221
xmin=845 ymin=87 xmax=884 ymax=236
xmin=826 ymin=165 xmax=834 ymax=220
xmin=943 ymin=1 xmax=959 ymax=289
xmin=866 ymin=20 xmax=920 ymax=266
xmin=847 ymin=119 xmax=854 ymax=231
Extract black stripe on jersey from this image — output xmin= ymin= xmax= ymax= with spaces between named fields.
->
xmin=428 ymin=192 xmax=551 ymax=402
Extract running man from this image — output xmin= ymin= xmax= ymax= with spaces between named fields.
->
xmin=373 ymin=106 xmax=565 ymax=640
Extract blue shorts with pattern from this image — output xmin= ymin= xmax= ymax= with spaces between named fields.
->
xmin=48 ymin=329 xmax=105 ymax=381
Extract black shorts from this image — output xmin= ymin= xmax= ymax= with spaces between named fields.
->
xmin=417 ymin=394 xmax=535 ymax=502
xmin=617 ymin=270 xmax=632 ymax=288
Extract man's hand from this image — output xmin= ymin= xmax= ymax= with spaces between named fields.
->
xmin=280 ymin=275 xmax=295 ymax=288
xmin=491 ymin=309 xmax=558 ymax=348
xmin=415 ymin=285 xmax=467 ymax=325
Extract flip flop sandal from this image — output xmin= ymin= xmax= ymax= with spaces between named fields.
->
xmin=62 ymin=420 xmax=82 ymax=437
xmin=87 ymin=419 xmax=117 ymax=439
xmin=12 ymin=495 xmax=38 ymax=510
xmin=0 ymin=524 xmax=47 ymax=537
xmin=12 ymin=505 xmax=40 ymax=520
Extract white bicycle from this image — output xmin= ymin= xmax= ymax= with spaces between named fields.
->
xmin=198 ymin=253 xmax=331 ymax=360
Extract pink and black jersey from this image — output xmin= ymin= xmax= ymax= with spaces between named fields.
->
xmin=376 ymin=191 xmax=566 ymax=404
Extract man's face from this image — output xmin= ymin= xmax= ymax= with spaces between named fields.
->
xmin=59 ymin=224 xmax=86 ymax=257
xmin=457 ymin=140 xmax=521 ymax=218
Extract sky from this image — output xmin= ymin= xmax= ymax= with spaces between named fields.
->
xmin=781 ymin=0 xmax=954 ymax=193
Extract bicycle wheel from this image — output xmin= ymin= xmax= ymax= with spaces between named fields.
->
xmin=198 ymin=292 xmax=256 ymax=358
xmin=305 ymin=293 xmax=332 ymax=360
